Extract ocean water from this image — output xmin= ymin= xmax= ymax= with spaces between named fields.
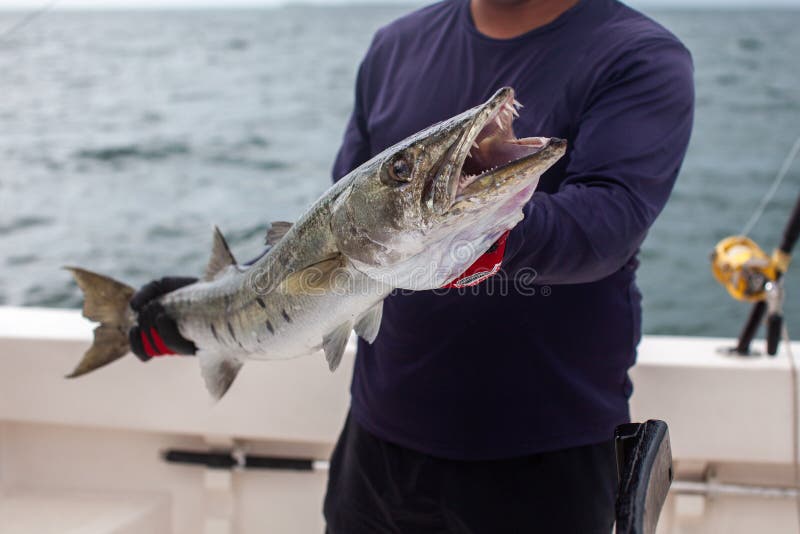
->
xmin=0 ymin=5 xmax=798 ymax=339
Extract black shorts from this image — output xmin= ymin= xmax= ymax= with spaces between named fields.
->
xmin=324 ymin=413 xmax=617 ymax=534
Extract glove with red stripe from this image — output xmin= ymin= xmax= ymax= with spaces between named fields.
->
xmin=129 ymin=276 xmax=198 ymax=361
xmin=443 ymin=231 xmax=509 ymax=288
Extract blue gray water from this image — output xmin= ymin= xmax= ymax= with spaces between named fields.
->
xmin=0 ymin=6 xmax=798 ymax=339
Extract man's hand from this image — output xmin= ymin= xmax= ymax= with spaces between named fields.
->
xmin=129 ymin=277 xmax=198 ymax=361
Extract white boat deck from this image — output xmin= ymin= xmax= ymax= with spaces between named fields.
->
xmin=0 ymin=488 xmax=170 ymax=534
xmin=1 ymin=305 xmax=799 ymax=533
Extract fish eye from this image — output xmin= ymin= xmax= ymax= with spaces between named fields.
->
xmin=388 ymin=156 xmax=413 ymax=183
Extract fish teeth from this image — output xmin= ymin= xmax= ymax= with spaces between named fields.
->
xmin=495 ymin=116 xmax=505 ymax=131
xmin=513 ymin=99 xmax=523 ymax=109
xmin=504 ymin=102 xmax=519 ymax=118
xmin=472 ymin=141 xmax=480 ymax=150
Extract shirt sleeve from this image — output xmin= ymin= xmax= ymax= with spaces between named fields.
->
xmin=331 ymin=35 xmax=380 ymax=182
xmin=502 ymin=39 xmax=695 ymax=285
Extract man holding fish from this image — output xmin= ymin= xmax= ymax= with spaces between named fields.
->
xmin=114 ymin=0 xmax=694 ymax=531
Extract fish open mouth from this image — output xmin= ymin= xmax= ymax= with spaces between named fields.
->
xmin=457 ymin=98 xmax=549 ymax=195
xmin=454 ymin=90 xmax=553 ymax=200
xmin=423 ymin=87 xmax=565 ymax=214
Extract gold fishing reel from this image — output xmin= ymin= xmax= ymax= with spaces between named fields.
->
xmin=711 ymin=236 xmax=790 ymax=302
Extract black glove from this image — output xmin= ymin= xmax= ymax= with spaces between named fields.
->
xmin=129 ymin=276 xmax=198 ymax=361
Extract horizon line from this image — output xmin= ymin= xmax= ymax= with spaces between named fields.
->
xmin=1 ymin=1 xmax=800 ymax=11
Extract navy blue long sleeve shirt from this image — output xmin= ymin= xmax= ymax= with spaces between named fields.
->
xmin=333 ymin=0 xmax=694 ymax=460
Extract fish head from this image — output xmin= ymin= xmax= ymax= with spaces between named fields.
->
xmin=331 ymin=87 xmax=566 ymax=290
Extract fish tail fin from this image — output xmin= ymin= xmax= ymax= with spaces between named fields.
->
xmin=197 ymin=349 xmax=243 ymax=401
xmin=64 ymin=266 xmax=136 ymax=378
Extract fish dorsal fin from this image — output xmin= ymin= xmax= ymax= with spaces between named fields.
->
xmin=323 ymin=322 xmax=351 ymax=372
xmin=265 ymin=221 xmax=293 ymax=246
xmin=354 ymin=301 xmax=383 ymax=344
xmin=198 ymin=349 xmax=243 ymax=400
xmin=280 ymin=254 xmax=344 ymax=295
xmin=204 ymin=226 xmax=237 ymax=281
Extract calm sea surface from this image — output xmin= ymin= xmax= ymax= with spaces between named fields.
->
xmin=1 ymin=5 xmax=799 ymax=338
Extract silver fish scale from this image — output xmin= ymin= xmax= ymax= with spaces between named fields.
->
xmin=159 ymin=252 xmax=389 ymax=362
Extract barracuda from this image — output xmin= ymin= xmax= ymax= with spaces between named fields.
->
xmin=66 ymin=87 xmax=566 ymax=399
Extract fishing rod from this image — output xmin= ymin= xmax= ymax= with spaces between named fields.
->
xmin=712 ymin=132 xmax=800 ymax=356
xmin=712 ymin=190 xmax=800 ymax=355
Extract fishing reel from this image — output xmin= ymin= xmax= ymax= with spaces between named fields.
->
xmin=710 ymin=236 xmax=787 ymax=303
xmin=712 ymin=192 xmax=800 ymax=356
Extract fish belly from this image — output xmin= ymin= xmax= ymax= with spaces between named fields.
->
xmin=161 ymin=267 xmax=389 ymax=362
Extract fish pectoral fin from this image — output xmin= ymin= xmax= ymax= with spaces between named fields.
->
xmin=264 ymin=221 xmax=293 ymax=246
xmin=323 ymin=322 xmax=352 ymax=372
xmin=280 ymin=254 xmax=344 ymax=295
xmin=354 ymin=301 xmax=383 ymax=344
xmin=197 ymin=349 xmax=243 ymax=400
xmin=203 ymin=226 xmax=238 ymax=281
